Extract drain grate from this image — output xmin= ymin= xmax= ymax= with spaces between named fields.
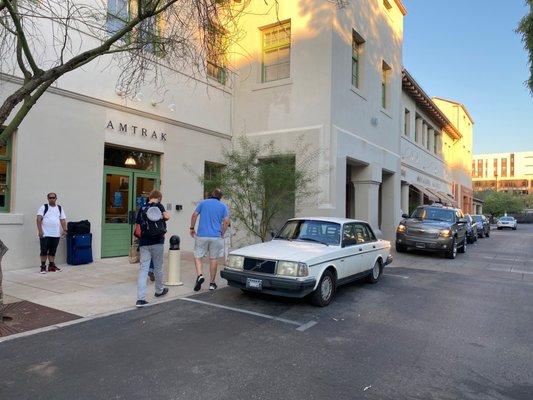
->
xmin=0 ymin=301 xmax=80 ymax=338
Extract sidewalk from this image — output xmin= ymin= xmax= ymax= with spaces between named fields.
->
xmin=2 ymin=251 xmax=226 ymax=317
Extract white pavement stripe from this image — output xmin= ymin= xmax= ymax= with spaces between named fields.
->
xmin=180 ymin=297 xmax=316 ymax=331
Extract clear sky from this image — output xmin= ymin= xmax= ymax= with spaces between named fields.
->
xmin=402 ymin=0 xmax=532 ymax=155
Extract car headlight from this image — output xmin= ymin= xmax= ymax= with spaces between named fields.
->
xmin=227 ymin=255 xmax=244 ymax=269
xmin=277 ymin=261 xmax=308 ymax=277
xmin=397 ymin=224 xmax=406 ymax=233
xmin=439 ymin=229 xmax=452 ymax=237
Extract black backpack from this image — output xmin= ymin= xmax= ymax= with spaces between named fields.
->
xmin=43 ymin=204 xmax=62 ymax=216
xmin=142 ymin=204 xmax=167 ymax=238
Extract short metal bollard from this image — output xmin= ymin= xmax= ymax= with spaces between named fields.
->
xmin=165 ymin=235 xmax=183 ymax=286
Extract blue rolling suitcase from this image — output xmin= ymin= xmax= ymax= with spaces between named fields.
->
xmin=67 ymin=233 xmax=93 ymax=265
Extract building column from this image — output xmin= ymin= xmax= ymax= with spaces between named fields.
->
xmin=428 ymin=128 xmax=435 ymax=152
xmin=401 ymin=182 xmax=410 ymax=215
xmin=352 ymin=181 xmax=381 ymax=231
xmin=415 ymin=118 xmax=422 ymax=143
xmin=422 ymin=123 xmax=428 ymax=148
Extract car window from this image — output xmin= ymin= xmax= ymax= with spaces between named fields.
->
xmin=411 ymin=207 xmax=455 ymax=223
xmin=362 ymin=224 xmax=376 ymax=242
xmin=276 ymin=220 xmax=341 ymax=245
xmin=342 ymin=223 xmax=357 ymax=246
xmin=500 ymin=217 xmax=514 ymax=221
xmin=472 ymin=215 xmax=483 ymax=222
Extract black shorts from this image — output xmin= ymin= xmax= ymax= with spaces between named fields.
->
xmin=40 ymin=237 xmax=60 ymax=257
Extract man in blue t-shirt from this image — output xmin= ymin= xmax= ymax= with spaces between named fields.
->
xmin=190 ymin=188 xmax=230 ymax=291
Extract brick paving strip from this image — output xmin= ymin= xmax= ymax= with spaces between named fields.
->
xmin=0 ymin=301 xmax=80 ymax=337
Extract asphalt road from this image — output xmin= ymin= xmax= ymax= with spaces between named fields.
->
xmin=1 ymin=225 xmax=532 ymax=400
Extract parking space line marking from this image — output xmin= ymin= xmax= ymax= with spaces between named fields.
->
xmin=180 ymin=297 xmax=316 ymax=331
xmin=384 ymin=273 xmax=410 ymax=279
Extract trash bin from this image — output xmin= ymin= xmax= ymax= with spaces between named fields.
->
xmin=67 ymin=220 xmax=93 ymax=265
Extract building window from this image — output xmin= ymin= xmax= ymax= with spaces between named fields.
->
xmin=472 ymin=160 xmax=476 ymax=177
xmin=485 ymin=159 xmax=488 ymax=177
xmin=204 ymin=161 xmax=224 ymax=199
xmin=510 ymin=153 xmax=515 ymax=177
xmin=501 ymin=158 xmax=507 ymax=177
xmin=107 ymin=0 xmax=129 ymax=36
xmin=381 ymin=61 xmax=391 ymax=109
xmin=477 ymin=159 xmax=483 ymax=178
xmin=261 ymin=21 xmax=291 ymax=83
xmin=403 ymin=109 xmax=410 ymax=136
xmin=493 ymin=158 xmax=498 ymax=177
xmin=206 ymin=23 xmax=227 ymax=85
xmin=0 ymin=133 xmax=11 ymax=212
xmin=383 ymin=0 xmax=393 ymax=11
xmin=414 ymin=115 xmax=421 ymax=143
xmin=351 ymin=30 xmax=365 ymax=88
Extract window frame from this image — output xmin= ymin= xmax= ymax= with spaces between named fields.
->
xmin=0 ymin=133 xmax=12 ymax=213
xmin=206 ymin=22 xmax=228 ymax=85
xmin=351 ymin=30 xmax=365 ymax=88
xmin=381 ymin=60 xmax=391 ymax=109
xmin=260 ymin=20 xmax=291 ymax=83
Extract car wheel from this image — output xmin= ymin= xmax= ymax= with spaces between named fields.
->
xmin=310 ymin=270 xmax=336 ymax=307
xmin=486 ymin=229 xmax=490 ymax=237
xmin=445 ymin=238 xmax=457 ymax=259
xmin=512 ymin=226 xmax=517 ymax=230
xmin=367 ymin=260 xmax=382 ymax=284
xmin=458 ymin=237 xmax=467 ymax=253
xmin=479 ymin=230 xmax=484 ymax=238
xmin=497 ymin=227 xmax=502 ymax=230
xmin=396 ymin=244 xmax=407 ymax=253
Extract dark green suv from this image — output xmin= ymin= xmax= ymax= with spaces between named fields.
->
xmin=396 ymin=205 xmax=468 ymax=259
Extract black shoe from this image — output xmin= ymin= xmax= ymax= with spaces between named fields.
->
xmin=209 ymin=282 xmax=217 ymax=291
xmin=194 ymin=275 xmax=205 ymax=292
xmin=136 ymin=300 xmax=149 ymax=308
xmin=148 ymin=272 xmax=155 ymax=282
xmin=155 ymin=288 xmax=169 ymax=298
xmin=40 ymin=266 xmax=47 ymax=274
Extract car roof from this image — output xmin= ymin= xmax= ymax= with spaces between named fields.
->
xmin=416 ymin=204 xmax=457 ymax=211
xmin=287 ymin=216 xmax=368 ymax=225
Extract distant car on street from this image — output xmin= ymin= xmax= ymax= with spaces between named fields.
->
xmin=497 ymin=216 xmax=517 ymax=230
xmin=464 ymin=214 xmax=478 ymax=244
xmin=395 ymin=204 xmax=468 ymax=259
xmin=221 ymin=217 xmax=392 ymax=307
xmin=472 ymin=214 xmax=490 ymax=237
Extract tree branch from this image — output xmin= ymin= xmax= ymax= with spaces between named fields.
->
xmin=3 ymin=0 xmax=42 ymax=75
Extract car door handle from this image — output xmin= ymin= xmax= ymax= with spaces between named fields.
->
xmin=372 ymin=245 xmax=376 ymax=249
xmin=340 ymin=259 xmax=344 ymax=262
xmin=358 ymin=248 xmax=363 ymax=252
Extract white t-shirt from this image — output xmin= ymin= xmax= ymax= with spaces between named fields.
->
xmin=37 ymin=205 xmax=67 ymax=237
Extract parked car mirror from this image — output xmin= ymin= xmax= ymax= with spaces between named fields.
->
xmin=402 ymin=213 xmax=409 ymax=219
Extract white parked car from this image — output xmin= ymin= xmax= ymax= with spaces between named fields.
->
xmin=220 ymin=217 xmax=393 ymax=307
xmin=497 ymin=216 xmax=517 ymax=230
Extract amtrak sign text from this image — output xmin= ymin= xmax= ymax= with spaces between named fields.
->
xmin=106 ymin=120 xmax=167 ymax=141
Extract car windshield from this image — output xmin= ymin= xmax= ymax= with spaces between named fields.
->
xmin=500 ymin=217 xmax=514 ymax=221
xmin=472 ymin=215 xmax=483 ymax=222
xmin=275 ymin=220 xmax=341 ymax=246
xmin=411 ymin=207 xmax=455 ymax=223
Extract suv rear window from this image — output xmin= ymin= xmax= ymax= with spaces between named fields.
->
xmin=472 ymin=215 xmax=483 ymax=222
xmin=411 ymin=207 xmax=455 ymax=223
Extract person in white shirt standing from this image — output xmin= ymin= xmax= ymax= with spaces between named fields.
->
xmin=36 ymin=193 xmax=67 ymax=273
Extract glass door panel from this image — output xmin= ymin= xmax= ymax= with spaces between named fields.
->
xmin=102 ymin=170 xmax=133 ymax=257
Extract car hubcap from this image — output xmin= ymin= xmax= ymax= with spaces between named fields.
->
xmin=453 ymin=242 xmax=457 ymax=256
xmin=372 ymin=262 xmax=380 ymax=279
xmin=321 ymin=276 xmax=332 ymax=301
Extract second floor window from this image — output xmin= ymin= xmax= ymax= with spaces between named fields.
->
xmin=261 ymin=21 xmax=291 ymax=83
xmin=206 ymin=23 xmax=227 ymax=85
xmin=404 ymin=109 xmax=410 ymax=136
xmin=351 ymin=31 xmax=365 ymax=88
xmin=381 ymin=61 xmax=391 ymax=109
xmin=107 ymin=0 xmax=129 ymax=36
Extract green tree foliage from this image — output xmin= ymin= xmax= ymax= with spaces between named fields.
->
xmin=483 ymin=191 xmax=524 ymax=216
xmin=517 ymin=0 xmax=533 ymax=95
xmin=201 ymin=136 xmax=317 ymax=242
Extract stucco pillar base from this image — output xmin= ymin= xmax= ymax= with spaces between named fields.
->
xmin=401 ymin=182 xmax=410 ymax=215
xmin=352 ymin=180 xmax=381 ymax=233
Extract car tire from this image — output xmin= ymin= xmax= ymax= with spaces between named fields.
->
xmin=479 ymin=230 xmax=484 ymax=238
xmin=367 ymin=260 xmax=383 ymax=284
xmin=486 ymin=229 xmax=490 ymax=237
xmin=445 ymin=238 xmax=457 ymax=259
xmin=310 ymin=270 xmax=336 ymax=307
xmin=458 ymin=237 xmax=467 ymax=253
xmin=396 ymin=244 xmax=407 ymax=253
xmin=512 ymin=227 xmax=517 ymax=230
xmin=497 ymin=227 xmax=502 ymax=230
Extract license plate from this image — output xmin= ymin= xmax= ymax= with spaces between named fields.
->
xmin=246 ymin=278 xmax=263 ymax=290
xmin=415 ymin=242 xmax=426 ymax=249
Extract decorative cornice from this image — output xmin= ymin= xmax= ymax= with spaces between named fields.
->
xmin=0 ymin=73 xmax=232 ymax=141
xmin=394 ymin=0 xmax=408 ymax=16
xmin=402 ymin=69 xmax=462 ymax=140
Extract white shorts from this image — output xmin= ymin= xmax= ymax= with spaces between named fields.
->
xmin=194 ymin=237 xmax=224 ymax=259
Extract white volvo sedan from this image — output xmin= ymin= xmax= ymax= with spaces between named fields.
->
xmin=220 ymin=217 xmax=393 ymax=306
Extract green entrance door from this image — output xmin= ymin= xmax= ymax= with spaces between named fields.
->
xmin=102 ymin=147 xmax=160 ymax=257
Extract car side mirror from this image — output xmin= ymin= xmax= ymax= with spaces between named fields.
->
xmin=402 ymin=213 xmax=409 ymax=219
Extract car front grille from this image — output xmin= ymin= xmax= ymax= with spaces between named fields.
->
xmin=243 ymin=258 xmax=277 ymax=274
xmin=406 ymin=228 xmax=439 ymax=239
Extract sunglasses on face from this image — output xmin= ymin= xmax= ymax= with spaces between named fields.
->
xmin=48 ymin=197 xmax=56 ymax=200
